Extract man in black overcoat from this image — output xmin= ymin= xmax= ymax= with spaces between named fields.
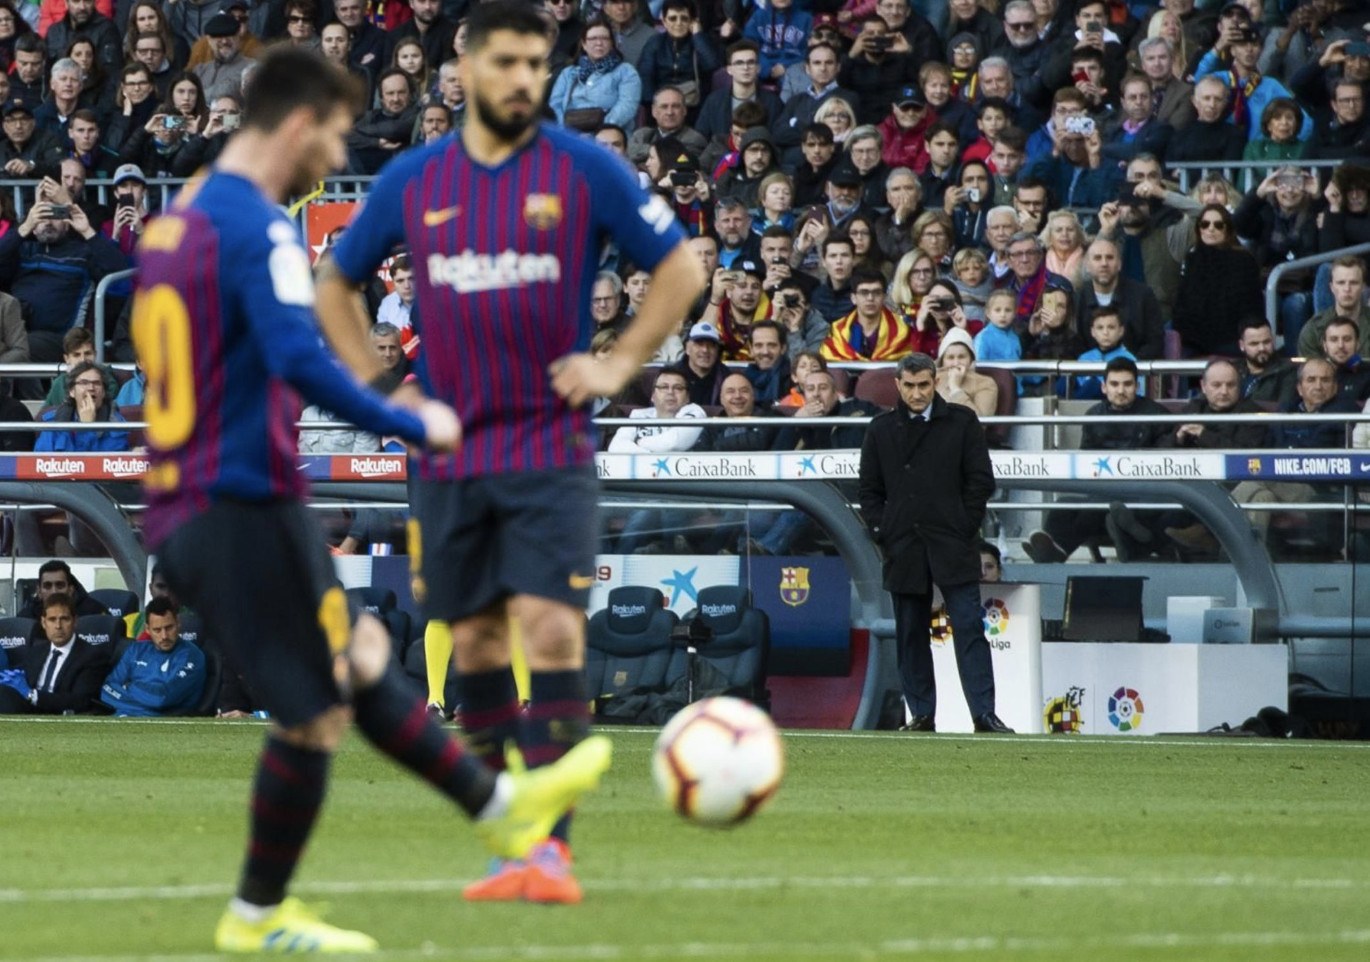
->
xmin=858 ymin=353 xmax=1011 ymax=734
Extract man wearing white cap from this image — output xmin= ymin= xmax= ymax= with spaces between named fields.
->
xmin=679 ymin=319 xmax=726 ymax=406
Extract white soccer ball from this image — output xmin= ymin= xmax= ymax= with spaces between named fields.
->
xmin=651 ymin=696 xmax=785 ymax=827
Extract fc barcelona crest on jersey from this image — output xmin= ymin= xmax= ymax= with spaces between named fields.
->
xmin=780 ymin=566 xmax=810 ymax=607
xmin=524 ymin=193 xmax=563 ymax=230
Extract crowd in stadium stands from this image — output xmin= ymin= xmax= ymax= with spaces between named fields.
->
xmin=0 ymin=0 xmax=1365 ymax=559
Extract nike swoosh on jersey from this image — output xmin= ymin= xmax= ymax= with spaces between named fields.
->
xmin=423 ymin=206 xmax=461 ymax=227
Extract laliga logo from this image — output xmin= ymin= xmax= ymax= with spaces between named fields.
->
xmin=981 ymin=598 xmax=1010 ymax=637
xmin=1107 ymin=686 xmax=1145 ymax=732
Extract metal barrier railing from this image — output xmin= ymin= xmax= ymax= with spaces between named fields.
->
xmin=1168 ymin=159 xmax=1345 ymax=193
xmin=1265 ymin=242 xmax=1370 ymax=346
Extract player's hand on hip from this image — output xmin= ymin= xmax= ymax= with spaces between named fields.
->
xmin=415 ymin=399 xmax=463 ymax=452
xmin=550 ymin=352 xmax=632 ymax=408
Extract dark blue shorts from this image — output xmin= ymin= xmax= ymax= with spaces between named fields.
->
xmin=157 ymin=500 xmax=352 ymax=727
xmin=410 ymin=467 xmax=599 ymax=623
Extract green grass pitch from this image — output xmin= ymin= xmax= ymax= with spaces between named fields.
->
xmin=4 ymin=717 xmax=1370 ymax=961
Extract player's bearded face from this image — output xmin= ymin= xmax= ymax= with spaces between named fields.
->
xmin=467 ymin=34 xmax=549 ymax=142
xmin=294 ymin=104 xmax=354 ymax=194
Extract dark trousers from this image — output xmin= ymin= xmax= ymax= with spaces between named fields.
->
xmin=893 ymin=581 xmax=996 ymax=718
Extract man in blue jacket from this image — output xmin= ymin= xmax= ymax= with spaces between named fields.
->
xmin=0 ymin=188 xmax=128 ymax=363
xmin=34 ymin=360 xmax=129 ymax=452
xmin=100 ymin=597 xmax=206 ymax=717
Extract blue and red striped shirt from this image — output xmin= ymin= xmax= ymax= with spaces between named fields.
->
xmin=331 ymin=125 xmax=687 ymax=480
xmin=136 ymin=171 xmax=426 ymax=547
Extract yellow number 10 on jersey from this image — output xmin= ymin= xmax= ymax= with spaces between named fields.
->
xmin=131 ymin=284 xmax=196 ymax=451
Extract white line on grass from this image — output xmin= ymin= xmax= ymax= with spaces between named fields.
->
xmin=12 ymin=928 xmax=1370 ymax=962
xmin=4 ymin=716 xmax=1369 ymax=750
xmin=1 ymin=871 xmax=1360 ymax=905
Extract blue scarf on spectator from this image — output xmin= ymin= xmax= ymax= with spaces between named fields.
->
xmin=576 ymin=51 xmax=623 ymax=83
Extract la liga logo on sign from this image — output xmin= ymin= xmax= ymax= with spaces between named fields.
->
xmin=1107 ymin=686 xmax=1145 ymax=732
xmin=981 ymin=598 xmax=1009 ymax=636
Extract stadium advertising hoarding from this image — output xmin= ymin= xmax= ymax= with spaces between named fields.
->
xmin=8 ymin=451 xmax=1370 ymax=481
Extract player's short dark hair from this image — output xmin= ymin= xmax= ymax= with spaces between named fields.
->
xmin=1105 ymin=356 xmax=1139 ymax=379
xmin=39 ymin=559 xmax=73 ymax=580
xmin=62 ymin=327 xmax=94 ymax=353
xmin=42 ymin=592 xmax=75 ymax=618
xmin=390 ymin=253 xmax=413 ymax=273
xmin=466 ymin=0 xmax=549 ymax=51
xmin=243 ymin=48 xmax=362 ymax=130
xmin=145 ymin=596 xmax=179 ymax=620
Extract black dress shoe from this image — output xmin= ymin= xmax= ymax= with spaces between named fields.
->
xmin=973 ymin=713 xmax=1014 ymax=734
xmin=898 ymin=714 xmax=936 ymax=732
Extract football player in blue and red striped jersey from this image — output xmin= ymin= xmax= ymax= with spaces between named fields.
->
xmin=320 ymin=0 xmax=706 ymax=905
xmin=134 ymin=47 xmax=611 ymax=952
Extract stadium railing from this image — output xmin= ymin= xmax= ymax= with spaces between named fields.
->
xmin=1265 ymin=242 xmax=1370 ymax=343
xmin=1168 ymin=159 xmax=1345 ymax=194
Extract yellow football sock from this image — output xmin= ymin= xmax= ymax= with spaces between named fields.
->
xmin=510 ymin=616 xmax=530 ymax=704
xmin=424 ymin=619 xmax=453 ymax=708
xmin=426 ymin=615 xmax=532 ymax=708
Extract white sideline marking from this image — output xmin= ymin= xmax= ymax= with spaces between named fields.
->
xmin=4 ymin=716 xmax=1369 ymax=751
xmin=11 ymin=929 xmax=1370 ymax=962
xmin=0 ymin=871 xmax=1360 ymax=905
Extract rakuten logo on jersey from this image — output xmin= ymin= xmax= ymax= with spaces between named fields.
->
xmin=427 ymin=251 xmax=561 ymax=293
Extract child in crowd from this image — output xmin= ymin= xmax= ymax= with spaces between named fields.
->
xmin=974 ymin=289 xmax=1023 ymax=364
xmin=952 ymin=247 xmax=995 ymax=324
xmin=1073 ymin=306 xmax=1135 ymax=399
xmin=960 ymin=98 xmax=1008 ymax=165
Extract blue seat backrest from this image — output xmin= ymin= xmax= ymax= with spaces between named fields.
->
xmin=88 ymin=588 xmax=140 ymax=619
xmin=75 ymin=613 xmax=126 ymax=649
xmin=692 ymin=586 xmax=770 ymax=693
xmin=176 ymin=612 xmax=205 ymax=647
xmin=585 ymin=587 xmax=678 ymax=698
xmin=0 ymin=615 xmax=34 ymax=668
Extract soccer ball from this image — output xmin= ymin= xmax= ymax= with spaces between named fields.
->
xmin=651 ymin=696 xmax=785 ymax=827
